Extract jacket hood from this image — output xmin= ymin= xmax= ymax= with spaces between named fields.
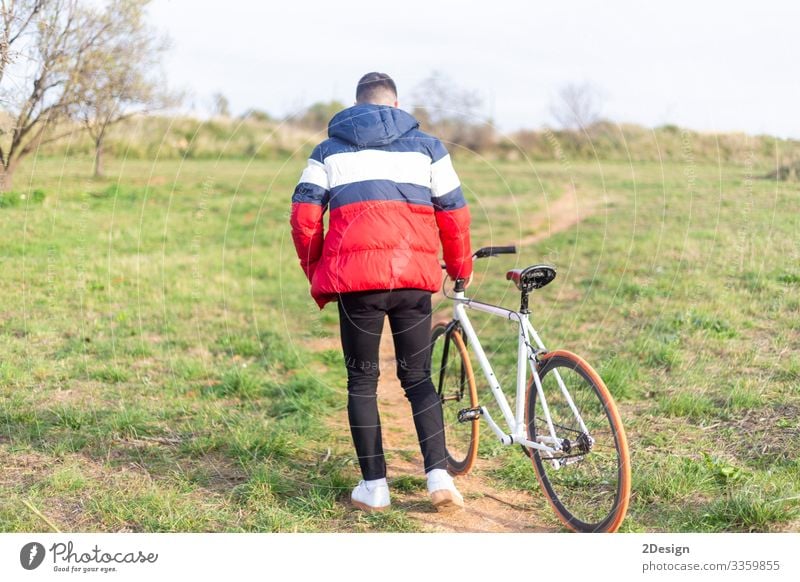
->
xmin=328 ymin=104 xmax=419 ymax=147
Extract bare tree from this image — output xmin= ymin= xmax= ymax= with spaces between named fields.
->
xmin=212 ymin=92 xmax=230 ymax=118
xmin=1 ymin=1 xmax=45 ymax=85
xmin=550 ymin=82 xmax=603 ymax=131
xmin=412 ymin=71 xmax=482 ymax=124
xmin=0 ymin=0 xmax=112 ymax=191
xmin=75 ymin=0 xmax=176 ymax=177
xmin=411 ymin=71 xmax=494 ymax=151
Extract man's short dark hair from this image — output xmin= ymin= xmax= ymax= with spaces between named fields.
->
xmin=356 ymin=72 xmax=397 ymax=104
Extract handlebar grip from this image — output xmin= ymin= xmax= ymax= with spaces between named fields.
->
xmin=491 ymin=245 xmax=517 ymax=255
xmin=473 ymin=245 xmax=517 ymax=259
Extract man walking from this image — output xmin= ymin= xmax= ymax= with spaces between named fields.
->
xmin=289 ymin=72 xmax=472 ymax=512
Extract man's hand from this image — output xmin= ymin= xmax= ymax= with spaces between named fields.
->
xmin=449 ymin=272 xmax=473 ymax=290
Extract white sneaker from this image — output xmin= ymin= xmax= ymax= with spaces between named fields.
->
xmin=351 ymin=478 xmax=390 ymax=512
xmin=426 ymin=468 xmax=465 ymax=512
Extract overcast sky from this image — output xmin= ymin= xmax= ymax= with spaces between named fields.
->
xmin=150 ymin=0 xmax=800 ymax=137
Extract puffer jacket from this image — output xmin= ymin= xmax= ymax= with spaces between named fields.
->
xmin=290 ymin=103 xmax=472 ymax=308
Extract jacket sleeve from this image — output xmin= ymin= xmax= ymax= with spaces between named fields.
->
xmin=430 ymin=141 xmax=472 ymax=280
xmin=290 ymin=145 xmax=329 ymax=283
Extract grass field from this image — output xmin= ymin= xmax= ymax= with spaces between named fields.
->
xmin=1 ymin=139 xmax=798 ymax=532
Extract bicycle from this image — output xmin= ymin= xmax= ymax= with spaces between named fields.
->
xmin=430 ymin=245 xmax=631 ymax=532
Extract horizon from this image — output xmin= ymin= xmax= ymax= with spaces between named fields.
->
xmin=149 ymin=0 xmax=800 ymax=139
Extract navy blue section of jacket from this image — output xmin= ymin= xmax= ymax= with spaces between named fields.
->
xmin=294 ymin=104 xmax=462 ymax=211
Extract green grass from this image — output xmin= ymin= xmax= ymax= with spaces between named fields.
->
xmin=1 ymin=145 xmax=798 ymax=532
xmin=390 ymin=475 xmax=427 ymax=493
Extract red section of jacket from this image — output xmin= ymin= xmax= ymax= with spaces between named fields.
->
xmin=289 ymin=202 xmax=325 ymax=282
xmin=290 ymin=199 xmax=471 ymax=309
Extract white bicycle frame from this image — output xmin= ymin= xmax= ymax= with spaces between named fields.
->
xmin=448 ymin=289 xmax=592 ymax=459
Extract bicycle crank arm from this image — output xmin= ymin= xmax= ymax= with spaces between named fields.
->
xmin=441 ymin=393 xmax=464 ymax=402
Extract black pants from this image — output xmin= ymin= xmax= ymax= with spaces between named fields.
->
xmin=337 ymin=288 xmax=447 ymax=480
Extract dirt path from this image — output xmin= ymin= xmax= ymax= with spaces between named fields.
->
xmin=325 ymin=185 xmax=597 ymax=532
xmin=356 ymin=331 xmax=555 ymax=532
xmin=518 ymin=182 xmax=599 ymax=247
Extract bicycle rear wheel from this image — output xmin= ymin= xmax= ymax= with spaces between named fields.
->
xmin=430 ymin=320 xmax=479 ymax=476
xmin=525 ymin=350 xmax=631 ymax=532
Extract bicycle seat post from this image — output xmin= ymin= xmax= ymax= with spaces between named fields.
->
xmin=519 ymin=289 xmax=530 ymax=315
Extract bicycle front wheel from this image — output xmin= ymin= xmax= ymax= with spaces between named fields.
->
xmin=430 ymin=320 xmax=479 ymax=476
xmin=525 ymin=350 xmax=631 ymax=532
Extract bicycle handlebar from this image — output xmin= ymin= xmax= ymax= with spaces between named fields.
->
xmin=440 ymin=244 xmax=517 ymax=292
xmin=439 ymin=244 xmax=517 ymax=270
xmin=473 ymin=245 xmax=517 ymax=259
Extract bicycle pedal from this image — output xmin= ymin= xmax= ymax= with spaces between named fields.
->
xmin=457 ymin=407 xmax=482 ymax=423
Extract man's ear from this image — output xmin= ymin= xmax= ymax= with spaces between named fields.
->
xmin=392 ymin=100 xmax=399 ymax=108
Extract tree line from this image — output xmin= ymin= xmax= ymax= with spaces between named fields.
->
xmin=289 ymin=72 xmax=605 ymax=155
